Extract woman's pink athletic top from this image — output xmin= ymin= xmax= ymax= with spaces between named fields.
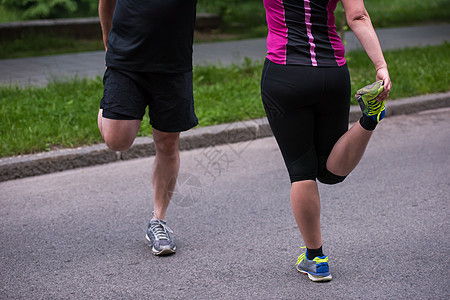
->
xmin=264 ymin=0 xmax=346 ymax=67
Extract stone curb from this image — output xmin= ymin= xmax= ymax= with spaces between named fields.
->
xmin=0 ymin=13 xmax=221 ymax=41
xmin=1 ymin=92 xmax=449 ymax=182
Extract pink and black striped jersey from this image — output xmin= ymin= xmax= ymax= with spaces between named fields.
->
xmin=264 ymin=0 xmax=346 ymax=67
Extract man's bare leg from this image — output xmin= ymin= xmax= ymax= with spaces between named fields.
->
xmin=98 ymin=109 xmax=141 ymax=152
xmin=151 ymin=128 xmax=180 ymax=221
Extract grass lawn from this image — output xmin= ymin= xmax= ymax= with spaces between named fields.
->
xmin=1 ymin=43 xmax=449 ymax=158
xmin=0 ymin=34 xmax=104 ymax=59
xmin=197 ymin=0 xmax=450 ymax=38
xmin=0 ymin=0 xmax=449 ymax=59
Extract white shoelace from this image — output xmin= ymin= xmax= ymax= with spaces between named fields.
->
xmin=150 ymin=221 xmax=173 ymax=240
xmin=150 ymin=212 xmax=173 ymax=241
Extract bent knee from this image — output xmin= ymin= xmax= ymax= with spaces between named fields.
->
xmin=317 ymin=168 xmax=346 ymax=185
xmin=105 ymin=139 xmax=134 ymax=152
xmin=99 ymin=116 xmax=140 ymax=152
xmin=102 ymin=132 xmax=135 ymax=151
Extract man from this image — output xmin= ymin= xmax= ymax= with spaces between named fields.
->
xmin=98 ymin=0 xmax=198 ymax=255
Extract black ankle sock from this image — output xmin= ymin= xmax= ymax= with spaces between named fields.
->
xmin=359 ymin=114 xmax=378 ymax=131
xmin=306 ymin=246 xmax=324 ymax=260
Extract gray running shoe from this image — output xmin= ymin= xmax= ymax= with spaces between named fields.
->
xmin=145 ymin=213 xmax=176 ymax=256
xmin=295 ymin=248 xmax=332 ymax=282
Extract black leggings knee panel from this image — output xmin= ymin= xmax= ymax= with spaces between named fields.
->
xmin=316 ymin=156 xmax=347 ymax=184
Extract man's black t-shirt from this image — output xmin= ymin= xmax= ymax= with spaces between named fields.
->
xmin=105 ymin=0 xmax=197 ymax=73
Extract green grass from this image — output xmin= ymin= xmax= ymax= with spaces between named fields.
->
xmin=3 ymin=0 xmax=448 ymax=27
xmin=198 ymin=0 xmax=268 ymax=39
xmin=1 ymin=0 xmax=449 ymax=59
xmin=0 ymin=34 xmax=104 ymax=59
xmin=347 ymin=44 xmax=450 ymax=97
xmin=363 ymin=0 xmax=450 ymax=28
xmin=1 ymin=43 xmax=449 ymax=158
xmin=0 ymin=5 xmax=21 ymax=23
xmin=197 ymin=0 xmax=450 ymax=37
xmin=193 ymin=58 xmax=263 ymax=125
xmin=0 ymin=78 xmax=104 ymax=157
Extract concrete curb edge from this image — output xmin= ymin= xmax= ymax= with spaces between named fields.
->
xmin=0 ymin=14 xmax=222 ymax=41
xmin=1 ymin=92 xmax=449 ymax=182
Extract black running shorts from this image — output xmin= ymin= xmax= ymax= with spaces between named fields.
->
xmin=261 ymin=58 xmax=351 ymax=183
xmin=100 ymin=67 xmax=198 ymax=133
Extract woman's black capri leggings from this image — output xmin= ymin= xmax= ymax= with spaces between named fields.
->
xmin=261 ymin=58 xmax=351 ymax=184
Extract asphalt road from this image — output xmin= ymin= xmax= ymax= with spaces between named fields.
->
xmin=1 ymin=108 xmax=449 ymax=299
xmin=1 ymin=24 xmax=449 ymax=87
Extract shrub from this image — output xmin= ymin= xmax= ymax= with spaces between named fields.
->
xmin=0 ymin=0 xmax=97 ymax=20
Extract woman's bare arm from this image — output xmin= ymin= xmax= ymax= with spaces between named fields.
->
xmin=341 ymin=0 xmax=391 ymax=100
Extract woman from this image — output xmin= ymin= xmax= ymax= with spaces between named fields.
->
xmin=261 ymin=0 xmax=392 ymax=282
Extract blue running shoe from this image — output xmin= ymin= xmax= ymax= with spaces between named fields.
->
xmin=295 ymin=248 xmax=332 ymax=282
xmin=145 ymin=212 xmax=176 ymax=256
xmin=356 ymin=80 xmax=386 ymax=122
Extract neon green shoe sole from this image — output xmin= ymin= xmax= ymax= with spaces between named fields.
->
xmin=355 ymin=80 xmax=386 ymax=122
